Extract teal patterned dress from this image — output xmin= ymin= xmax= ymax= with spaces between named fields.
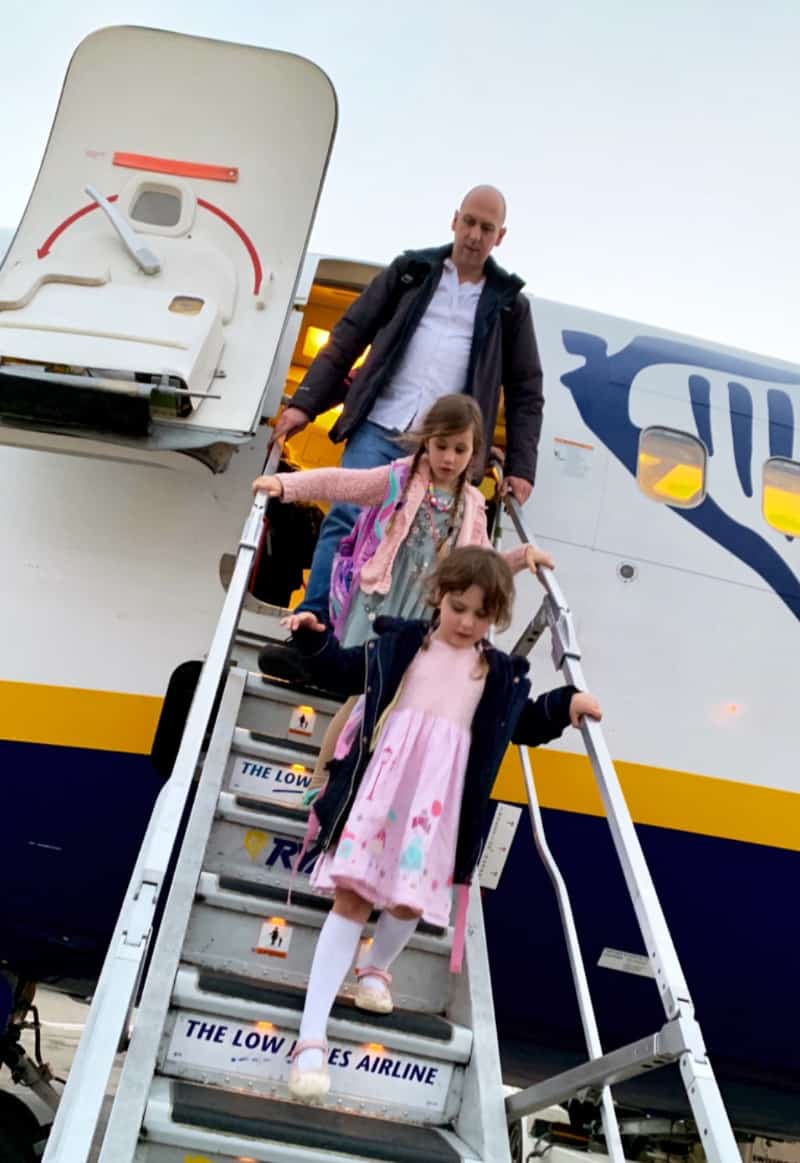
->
xmin=339 ymin=488 xmax=463 ymax=649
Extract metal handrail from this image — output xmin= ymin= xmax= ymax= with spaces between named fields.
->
xmin=499 ymin=492 xmax=739 ymax=1163
xmin=42 ymin=440 xmax=281 ymax=1163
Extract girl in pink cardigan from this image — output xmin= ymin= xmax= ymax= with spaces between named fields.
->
xmin=253 ymin=394 xmax=550 ymax=647
xmin=252 ymin=394 xmax=553 ymax=787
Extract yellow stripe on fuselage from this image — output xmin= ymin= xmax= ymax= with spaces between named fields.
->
xmin=0 ymin=680 xmax=162 ymax=755
xmin=492 ymin=747 xmax=800 ymax=853
xmin=1 ymin=679 xmax=798 ymax=853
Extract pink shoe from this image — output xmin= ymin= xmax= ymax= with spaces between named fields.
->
xmin=354 ymin=966 xmax=393 ymax=1014
xmin=288 ymin=1039 xmax=330 ymax=1100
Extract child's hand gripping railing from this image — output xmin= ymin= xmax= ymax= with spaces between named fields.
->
xmin=498 ymin=488 xmax=740 ymax=1163
xmin=42 ymin=441 xmax=283 ymax=1163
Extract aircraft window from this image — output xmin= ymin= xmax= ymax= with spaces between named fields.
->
xmin=130 ymin=189 xmax=182 ymax=228
xmin=763 ymin=457 xmax=800 ymax=536
xmin=637 ymin=427 xmax=706 ymax=508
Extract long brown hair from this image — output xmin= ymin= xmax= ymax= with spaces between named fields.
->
xmin=390 ymin=394 xmax=485 ymax=541
xmin=427 ymin=546 xmax=515 ymax=632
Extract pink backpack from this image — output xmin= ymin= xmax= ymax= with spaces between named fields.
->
xmin=328 ymin=459 xmax=411 ymax=636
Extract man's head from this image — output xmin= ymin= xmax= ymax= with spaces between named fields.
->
xmin=451 ymin=185 xmax=507 ymax=278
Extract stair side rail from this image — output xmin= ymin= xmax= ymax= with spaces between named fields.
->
xmin=486 ymin=465 xmax=624 ymax=1161
xmin=500 ymin=493 xmax=740 ymax=1163
xmin=42 ymin=441 xmax=281 ymax=1163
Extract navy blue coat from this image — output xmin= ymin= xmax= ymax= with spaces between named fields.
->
xmin=293 ymin=617 xmax=577 ymax=885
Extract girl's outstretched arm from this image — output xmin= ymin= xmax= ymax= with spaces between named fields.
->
xmin=252 ymin=461 xmax=395 ymax=505
xmin=289 ymin=616 xmax=368 ymax=695
xmin=511 ymin=685 xmax=579 ymax=747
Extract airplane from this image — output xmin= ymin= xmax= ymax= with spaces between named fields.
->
xmin=0 ymin=22 xmax=798 ymax=1161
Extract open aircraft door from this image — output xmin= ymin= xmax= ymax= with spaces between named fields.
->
xmin=0 ymin=26 xmax=336 ymax=462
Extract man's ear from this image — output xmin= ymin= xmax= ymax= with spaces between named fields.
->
xmin=495 ymin=225 xmax=507 ymax=247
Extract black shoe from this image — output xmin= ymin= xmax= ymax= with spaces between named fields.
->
xmin=257 ymin=639 xmax=313 ymax=684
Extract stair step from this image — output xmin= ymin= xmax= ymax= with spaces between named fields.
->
xmin=211 ymin=873 xmax=447 ymax=939
xmin=183 ymin=874 xmax=452 ymax=1012
xmin=203 ymin=813 xmax=456 ymax=931
xmin=140 ymin=1077 xmax=480 ymax=1161
xmin=160 ymin=965 xmax=470 ymax=1123
xmin=237 ymin=675 xmax=342 ymax=750
xmin=185 ymin=965 xmax=460 ymax=1045
xmin=225 ymin=732 xmax=319 ymax=806
xmin=205 ymin=810 xmax=310 ymax=891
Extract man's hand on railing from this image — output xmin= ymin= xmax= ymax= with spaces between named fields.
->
xmin=271 ymin=405 xmax=311 ymax=442
xmin=252 ymin=473 xmax=284 ymax=498
xmin=569 ymin=691 xmax=602 ymax=728
xmin=524 ymin=544 xmax=555 ymax=577
xmin=500 ymin=474 xmax=533 ymax=504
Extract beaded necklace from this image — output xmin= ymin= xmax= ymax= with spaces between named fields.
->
xmin=423 ymin=480 xmax=461 ymax=559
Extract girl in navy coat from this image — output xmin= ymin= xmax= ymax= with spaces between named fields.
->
xmin=287 ymin=546 xmax=601 ymax=1099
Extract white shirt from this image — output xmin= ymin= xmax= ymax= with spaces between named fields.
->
xmin=369 ymin=258 xmax=484 ymax=431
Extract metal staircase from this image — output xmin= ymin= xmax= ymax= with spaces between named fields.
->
xmin=41 ymin=456 xmax=743 ymax=1163
xmin=42 ymin=454 xmax=510 ymax=1162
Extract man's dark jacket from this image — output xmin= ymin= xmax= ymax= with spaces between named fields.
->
xmin=293 ymin=617 xmax=576 ymax=884
xmin=290 ymin=244 xmax=545 ymax=484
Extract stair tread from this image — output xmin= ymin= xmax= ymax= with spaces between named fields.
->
xmin=234 ymin=731 xmax=320 ymax=758
xmin=246 ymin=667 xmax=347 ymax=706
xmin=194 ymin=968 xmax=455 ymax=1041
xmin=214 ymin=875 xmax=447 ymax=939
xmin=170 ymin=1080 xmax=464 ymax=1162
xmin=232 ymin=794 xmax=311 ymax=821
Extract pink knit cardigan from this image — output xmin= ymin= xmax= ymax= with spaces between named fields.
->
xmin=278 ymin=455 xmax=529 ymax=595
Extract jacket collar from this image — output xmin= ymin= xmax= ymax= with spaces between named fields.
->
xmin=405 ymin=243 xmax=525 ymax=305
xmin=371 ymin=617 xmax=531 ymax=681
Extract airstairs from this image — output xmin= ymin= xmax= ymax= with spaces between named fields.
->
xmin=41 ymin=455 xmax=743 ymax=1163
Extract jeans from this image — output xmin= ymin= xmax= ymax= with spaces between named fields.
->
xmin=297 ymin=420 xmax=402 ymax=618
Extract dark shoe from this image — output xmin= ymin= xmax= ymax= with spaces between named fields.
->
xmin=257 ymin=639 xmax=313 ymax=684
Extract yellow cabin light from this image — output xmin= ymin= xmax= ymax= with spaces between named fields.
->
xmin=303 ymin=326 xmax=330 ymax=360
xmin=364 ymin=1042 xmax=385 ymax=1054
xmin=351 ymin=345 xmax=371 ymax=371
xmin=637 ymin=427 xmax=706 ymax=509
xmin=255 ymin=1021 xmax=274 ymax=1032
xmin=651 ymin=463 xmax=704 ymax=502
xmin=312 ymin=404 xmax=344 ymax=434
xmin=763 ymin=458 xmax=800 ymax=537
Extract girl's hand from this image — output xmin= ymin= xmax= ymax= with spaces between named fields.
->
xmin=252 ymin=474 xmax=284 ymax=498
xmin=569 ymin=691 xmax=602 ymax=728
xmin=525 ymin=544 xmax=555 ymax=574
xmin=281 ymin=610 xmax=326 ymax=634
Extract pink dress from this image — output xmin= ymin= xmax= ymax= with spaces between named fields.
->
xmin=310 ymin=638 xmax=487 ymax=927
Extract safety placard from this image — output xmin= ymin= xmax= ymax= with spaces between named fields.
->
xmin=598 ymin=947 xmax=655 ymax=979
xmin=166 ymin=1012 xmax=453 ymax=1114
xmin=255 ymin=919 xmax=293 ymax=957
xmin=478 ymin=803 xmax=522 ymax=889
xmin=288 ymin=705 xmax=316 ymax=737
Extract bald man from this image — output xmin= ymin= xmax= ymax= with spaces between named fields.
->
xmin=260 ymin=186 xmax=544 ymax=677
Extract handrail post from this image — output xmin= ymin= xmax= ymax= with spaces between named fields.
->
xmin=43 ymin=441 xmax=282 ymax=1162
xmin=500 ymin=491 xmax=739 ymax=1162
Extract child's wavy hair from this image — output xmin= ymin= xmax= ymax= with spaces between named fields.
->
xmin=389 ymin=394 xmax=485 ymax=542
xmin=427 ymin=546 xmax=515 ymax=633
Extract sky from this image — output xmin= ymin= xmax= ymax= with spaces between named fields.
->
xmin=1 ymin=0 xmax=798 ymax=363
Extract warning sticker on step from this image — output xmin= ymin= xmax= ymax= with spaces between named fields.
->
xmin=228 ymin=755 xmax=312 ymax=803
xmin=166 ymin=1012 xmax=453 ymax=1114
xmin=288 ymin=705 xmax=316 ymax=737
xmin=255 ymin=919 xmax=293 ymax=957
